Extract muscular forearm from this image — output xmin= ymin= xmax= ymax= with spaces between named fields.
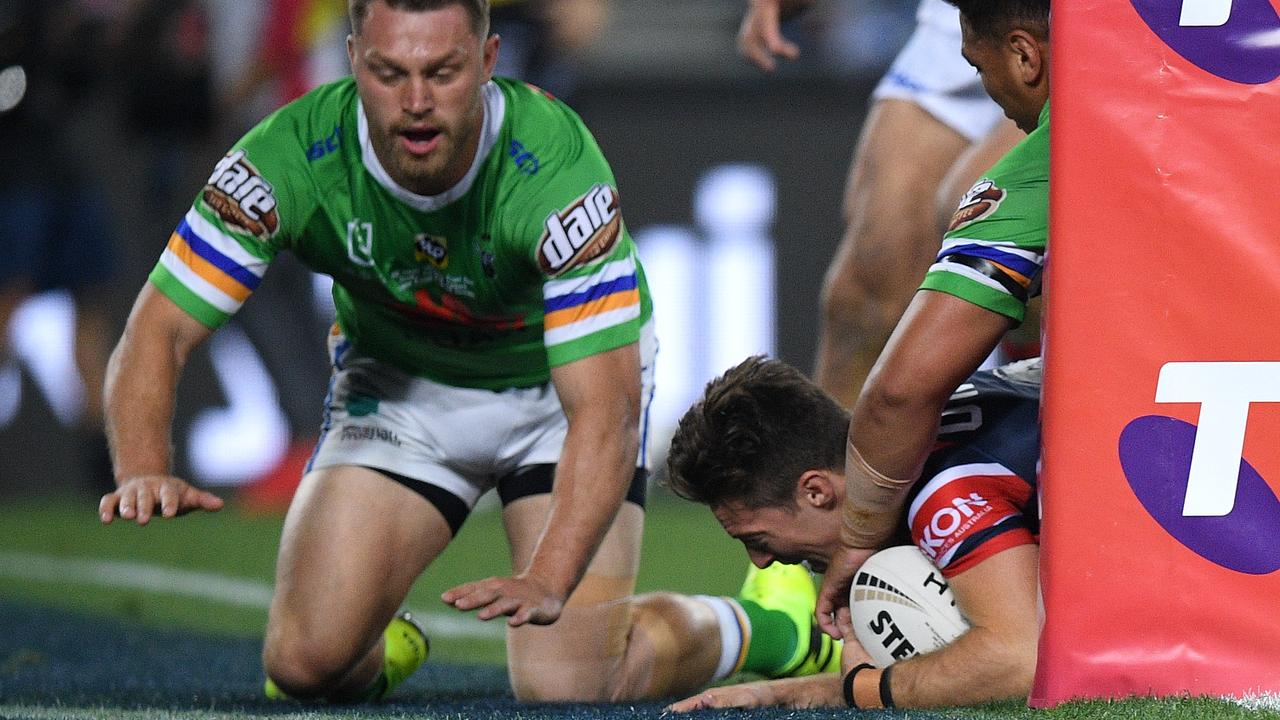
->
xmin=105 ymin=285 xmax=207 ymax=484
xmin=105 ymin=330 xmax=182 ymax=482
xmin=522 ymin=412 xmax=638 ymax=599
xmin=875 ymin=625 xmax=1034 ymax=708
xmin=842 ymin=290 xmax=1013 ymax=547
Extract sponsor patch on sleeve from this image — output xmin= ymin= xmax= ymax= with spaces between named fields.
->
xmin=538 ymin=184 xmax=622 ymax=276
xmin=946 ymin=179 xmax=1006 ymax=234
xmin=201 ymin=149 xmax=280 ymax=240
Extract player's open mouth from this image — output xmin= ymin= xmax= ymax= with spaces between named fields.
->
xmin=400 ymin=128 xmax=442 ymax=155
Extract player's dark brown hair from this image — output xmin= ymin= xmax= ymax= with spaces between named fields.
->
xmin=665 ymin=356 xmax=850 ymax=510
xmin=349 ymin=0 xmax=489 ymax=38
xmin=943 ymin=0 xmax=1050 ymax=42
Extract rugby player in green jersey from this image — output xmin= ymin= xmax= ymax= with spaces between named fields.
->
xmin=814 ymin=0 xmax=1051 ymax=647
xmin=98 ymin=0 xmax=836 ymax=705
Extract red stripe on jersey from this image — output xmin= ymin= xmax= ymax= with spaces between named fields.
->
xmin=910 ymin=471 xmax=1035 ymax=578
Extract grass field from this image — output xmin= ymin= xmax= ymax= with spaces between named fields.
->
xmin=1 ymin=491 xmax=1276 ymax=720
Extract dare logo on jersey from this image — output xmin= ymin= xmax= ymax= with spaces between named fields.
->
xmin=538 ymin=184 xmax=621 ymax=276
xmin=947 ymin=179 xmax=1005 ymax=234
xmin=414 ymin=233 xmax=448 ymax=269
xmin=202 ymin=150 xmax=280 ymax=240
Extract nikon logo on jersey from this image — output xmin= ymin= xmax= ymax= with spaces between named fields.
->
xmin=947 ymin=179 xmax=1005 ymax=234
xmin=203 ymin=150 xmax=280 ymax=240
xmin=414 ymin=233 xmax=448 ymax=269
xmin=538 ymin=184 xmax=621 ymax=276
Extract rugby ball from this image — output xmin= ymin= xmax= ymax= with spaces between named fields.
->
xmin=849 ymin=545 xmax=970 ymax=667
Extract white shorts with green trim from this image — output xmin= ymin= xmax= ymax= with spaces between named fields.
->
xmin=307 ymin=320 xmax=656 ymax=512
xmin=872 ymin=0 xmax=1006 ymax=143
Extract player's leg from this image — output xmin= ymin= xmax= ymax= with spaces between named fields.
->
xmin=501 ymin=476 xmax=836 ymax=700
xmin=263 ymin=336 xmax=475 ymax=702
xmin=812 ymin=99 xmax=970 ymax=408
xmin=262 ymin=464 xmax=447 ymax=701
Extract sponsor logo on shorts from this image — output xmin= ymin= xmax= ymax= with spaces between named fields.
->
xmin=947 ymin=179 xmax=1005 ymax=234
xmin=1130 ymin=0 xmax=1280 ymax=84
xmin=414 ymin=233 xmax=448 ymax=269
xmin=202 ymin=150 xmax=280 ymax=240
xmin=339 ymin=425 xmax=401 ymax=447
xmin=538 ymin=184 xmax=621 ymax=276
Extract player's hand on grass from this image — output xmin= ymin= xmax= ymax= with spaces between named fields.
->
xmin=736 ymin=0 xmax=808 ymax=72
xmin=815 ymin=545 xmax=876 ymax=639
xmin=441 ymin=573 xmax=565 ymax=627
xmin=99 ymin=475 xmax=224 ymax=525
xmin=665 ymin=675 xmax=841 ymax=712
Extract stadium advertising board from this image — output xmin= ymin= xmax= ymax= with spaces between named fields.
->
xmin=1034 ymin=0 xmax=1280 ymax=705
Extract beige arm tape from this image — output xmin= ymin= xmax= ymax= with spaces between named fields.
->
xmin=841 ymin=438 xmax=917 ymax=548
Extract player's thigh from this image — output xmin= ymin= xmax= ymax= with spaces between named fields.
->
xmin=266 ymin=464 xmax=453 ymax=660
xmin=838 ymin=99 xmax=971 ymax=279
xmin=936 ymin=118 xmax=1026 ymax=232
xmin=502 ymin=495 xmax=644 ymax=700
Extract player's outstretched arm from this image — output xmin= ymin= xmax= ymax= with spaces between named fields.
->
xmin=817 ymin=290 xmax=1012 ymax=636
xmin=667 ymin=673 xmax=843 ymax=712
xmin=737 ymin=0 xmax=815 ymax=72
xmin=835 ymin=544 xmax=1039 ymax=708
xmin=100 ymin=283 xmax=220 ymax=525
xmin=442 ymin=342 xmax=642 ymax=626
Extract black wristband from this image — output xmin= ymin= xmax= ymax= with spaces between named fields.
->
xmin=842 ymin=663 xmax=875 ymax=708
xmin=878 ymin=664 xmax=896 ymax=709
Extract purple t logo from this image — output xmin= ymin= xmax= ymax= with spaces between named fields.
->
xmin=1130 ymin=0 xmax=1280 ymax=83
xmin=1118 ymin=362 xmax=1280 ymax=574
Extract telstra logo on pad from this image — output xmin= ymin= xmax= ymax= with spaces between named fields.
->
xmin=1118 ymin=362 xmax=1280 ymax=574
xmin=1130 ymin=0 xmax=1280 ymax=83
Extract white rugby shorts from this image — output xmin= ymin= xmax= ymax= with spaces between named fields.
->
xmin=307 ymin=321 xmax=657 ymax=512
xmin=871 ymin=0 xmax=1006 ymax=142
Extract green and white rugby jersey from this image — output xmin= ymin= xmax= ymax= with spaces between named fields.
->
xmin=921 ymin=102 xmax=1049 ymax=324
xmin=149 ymin=76 xmax=651 ymax=390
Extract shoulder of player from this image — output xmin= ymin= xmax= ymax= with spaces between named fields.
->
xmin=984 ymin=121 xmax=1049 ymax=187
xmin=239 ymin=78 xmax=357 ymax=172
xmin=493 ymin=76 xmax=597 ymax=165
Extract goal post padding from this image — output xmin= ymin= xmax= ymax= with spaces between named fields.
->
xmin=1034 ymin=0 xmax=1280 ymax=706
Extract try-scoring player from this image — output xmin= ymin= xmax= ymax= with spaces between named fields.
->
xmin=817 ymin=0 xmax=1050 ymax=638
xmin=98 ymin=0 xmax=832 ymax=703
xmin=665 ymin=356 xmax=1041 ymax=710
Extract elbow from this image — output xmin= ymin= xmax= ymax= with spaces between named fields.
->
xmin=983 ymin=629 xmax=1039 ymax=702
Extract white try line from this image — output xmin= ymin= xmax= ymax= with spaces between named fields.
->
xmin=0 ymin=551 xmax=505 ymax=640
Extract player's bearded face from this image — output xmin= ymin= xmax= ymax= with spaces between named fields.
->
xmin=350 ymin=2 xmax=498 ymax=196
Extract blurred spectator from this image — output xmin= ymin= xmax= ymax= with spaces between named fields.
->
xmin=218 ymin=0 xmax=349 ymax=133
xmin=0 ymin=0 xmax=122 ymax=493
xmin=492 ymin=0 xmax=610 ymax=99
xmin=112 ymin=0 xmax=217 ymax=209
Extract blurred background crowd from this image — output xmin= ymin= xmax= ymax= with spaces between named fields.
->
xmin=0 ymin=0 xmax=915 ymax=503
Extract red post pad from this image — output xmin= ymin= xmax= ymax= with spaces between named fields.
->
xmin=1035 ymin=0 xmax=1280 ymax=706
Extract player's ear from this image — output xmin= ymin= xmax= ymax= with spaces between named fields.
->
xmin=482 ymin=33 xmax=500 ymax=80
xmin=797 ymin=470 xmax=839 ymax=510
xmin=1009 ymin=29 xmax=1046 ymax=86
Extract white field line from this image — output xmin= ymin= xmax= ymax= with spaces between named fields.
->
xmin=0 ymin=551 xmax=504 ymax=640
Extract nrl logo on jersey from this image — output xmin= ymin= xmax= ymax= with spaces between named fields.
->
xmin=202 ymin=149 xmax=280 ymax=240
xmin=414 ymin=233 xmax=448 ymax=269
xmin=946 ymin=179 xmax=1006 ymax=234
xmin=538 ymin=184 xmax=621 ymax=276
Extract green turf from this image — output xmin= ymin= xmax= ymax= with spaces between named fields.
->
xmin=3 ymin=493 xmax=1278 ymax=720
xmin=0 ymin=490 xmax=746 ymax=664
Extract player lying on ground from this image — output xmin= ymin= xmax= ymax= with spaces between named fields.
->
xmin=98 ymin=0 xmax=838 ymax=703
xmin=818 ymin=0 xmax=1051 ymax=642
xmin=665 ymin=355 xmax=1041 ymax=710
